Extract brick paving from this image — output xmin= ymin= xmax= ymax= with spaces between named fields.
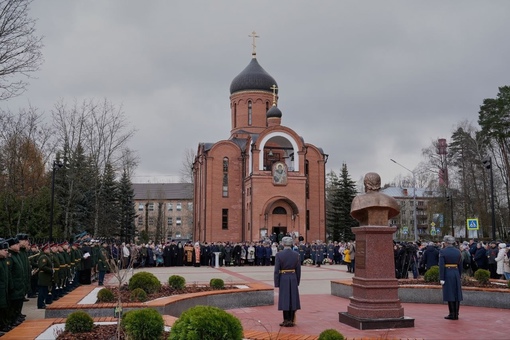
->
xmin=7 ymin=265 xmax=509 ymax=339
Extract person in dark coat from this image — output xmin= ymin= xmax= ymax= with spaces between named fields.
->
xmin=274 ymin=236 xmax=301 ymax=327
xmin=439 ymin=235 xmax=463 ymax=320
xmin=420 ymin=242 xmax=439 ymax=271
xmin=163 ymin=242 xmax=171 ymax=267
xmin=80 ymin=241 xmax=92 ymax=285
xmin=473 ymin=242 xmax=488 ymax=270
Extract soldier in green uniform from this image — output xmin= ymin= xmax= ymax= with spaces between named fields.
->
xmin=7 ymin=238 xmax=26 ymax=328
xmin=56 ymin=243 xmax=67 ymax=298
xmin=62 ymin=242 xmax=72 ymax=292
xmin=48 ymin=243 xmax=61 ymax=303
xmin=97 ymin=242 xmax=110 ymax=285
xmin=37 ymin=244 xmax=53 ymax=309
xmin=16 ymin=234 xmax=31 ymax=301
xmin=0 ymin=240 xmax=12 ymax=335
xmin=91 ymin=240 xmax=100 ymax=282
xmin=28 ymin=243 xmax=40 ymax=298
xmin=71 ymin=242 xmax=82 ymax=288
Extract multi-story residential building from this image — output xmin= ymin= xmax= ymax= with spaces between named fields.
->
xmin=381 ymin=186 xmax=435 ymax=240
xmin=132 ymin=183 xmax=193 ymax=242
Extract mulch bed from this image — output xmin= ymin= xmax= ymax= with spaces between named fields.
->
xmin=104 ymin=283 xmax=235 ymax=303
xmin=56 ymin=324 xmax=170 ymax=340
xmin=56 ymin=284 xmax=236 ymax=339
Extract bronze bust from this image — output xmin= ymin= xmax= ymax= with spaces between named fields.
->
xmin=351 ymin=172 xmax=400 ymax=226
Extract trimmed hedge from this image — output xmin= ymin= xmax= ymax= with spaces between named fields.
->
xmin=128 ymin=271 xmax=161 ymax=294
xmin=65 ymin=311 xmax=94 ymax=334
xmin=121 ymin=308 xmax=164 ymax=340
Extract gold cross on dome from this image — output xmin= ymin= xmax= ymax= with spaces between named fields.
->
xmin=270 ymin=84 xmax=278 ymax=105
xmin=249 ymin=31 xmax=259 ymax=56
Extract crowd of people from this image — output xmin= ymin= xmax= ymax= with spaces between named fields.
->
xmin=1 ymin=229 xmax=509 ymax=335
xmin=112 ymin=236 xmax=357 ymax=270
xmin=0 ymin=233 xmax=110 ymax=336
xmin=393 ymin=238 xmax=510 ymax=280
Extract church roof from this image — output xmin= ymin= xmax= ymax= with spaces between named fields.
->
xmin=230 ymin=57 xmax=278 ymax=95
xmin=132 ymin=183 xmax=193 ymax=200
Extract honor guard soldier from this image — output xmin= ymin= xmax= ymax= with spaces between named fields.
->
xmin=37 ymin=244 xmax=53 ymax=309
xmin=56 ymin=243 xmax=67 ymax=297
xmin=62 ymin=242 xmax=72 ymax=292
xmin=274 ymin=236 xmax=301 ymax=327
xmin=439 ymin=235 xmax=463 ymax=320
xmin=0 ymin=240 xmax=11 ymax=335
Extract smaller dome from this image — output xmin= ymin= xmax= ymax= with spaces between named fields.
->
xmin=266 ymin=104 xmax=282 ymax=118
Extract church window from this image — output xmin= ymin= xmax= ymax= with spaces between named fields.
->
xmin=306 ymin=210 xmax=310 ymax=230
xmin=148 ymin=202 xmax=154 ymax=211
xmin=234 ymin=103 xmax=237 ymax=126
xmin=248 ymin=101 xmax=252 ymax=125
xmin=266 ymin=101 xmax=270 ymax=112
xmin=176 ymin=217 xmax=182 ymax=225
xmin=167 ymin=203 xmax=173 ymax=211
xmin=222 ymin=209 xmax=228 ymax=229
xmin=167 ymin=217 xmax=173 ymax=226
xmin=176 ymin=202 xmax=182 ymax=211
xmin=272 ymin=206 xmax=287 ymax=215
xmin=222 ymin=157 xmax=229 ymax=197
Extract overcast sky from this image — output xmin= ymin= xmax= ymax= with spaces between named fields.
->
xmin=5 ymin=1 xmax=510 ymax=185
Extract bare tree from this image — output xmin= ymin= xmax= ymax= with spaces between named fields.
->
xmin=179 ymin=147 xmax=195 ymax=183
xmin=0 ymin=0 xmax=44 ymax=100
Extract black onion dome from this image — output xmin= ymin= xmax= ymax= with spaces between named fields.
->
xmin=230 ymin=58 xmax=278 ymax=95
xmin=266 ymin=104 xmax=282 ymax=118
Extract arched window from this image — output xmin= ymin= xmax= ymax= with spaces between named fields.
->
xmin=272 ymin=206 xmax=287 ymax=215
xmin=222 ymin=157 xmax=228 ymax=197
xmin=248 ymin=100 xmax=252 ymax=125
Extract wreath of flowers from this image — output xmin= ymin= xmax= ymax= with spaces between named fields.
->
xmin=303 ymin=258 xmax=314 ymax=265
xmin=322 ymin=258 xmax=333 ymax=265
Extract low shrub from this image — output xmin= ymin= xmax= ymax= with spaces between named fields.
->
xmin=169 ymin=305 xmax=243 ymax=340
xmin=65 ymin=311 xmax=94 ymax=334
xmin=130 ymin=287 xmax=148 ymax=302
xmin=121 ymin=308 xmax=164 ymax=340
xmin=128 ymin=271 xmax=161 ymax=294
xmin=318 ymin=328 xmax=345 ymax=340
xmin=474 ymin=269 xmax=490 ymax=284
xmin=168 ymin=275 xmax=186 ymax=290
xmin=210 ymin=278 xmax=225 ymax=290
xmin=96 ymin=288 xmax=115 ymax=303
xmin=424 ymin=265 xmax=440 ymax=282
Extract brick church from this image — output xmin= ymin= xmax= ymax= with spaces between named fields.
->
xmin=193 ymin=43 xmax=327 ymax=243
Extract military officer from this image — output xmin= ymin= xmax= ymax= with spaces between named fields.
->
xmin=7 ymin=237 xmax=26 ymax=328
xmin=0 ymin=240 xmax=12 ymax=335
xmin=62 ymin=242 xmax=72 ymax=292
xmin=439 ymin=235 xmax=463 ymax=320
xmin=28 ymin=243 xmax=40 ymax=298
xmin=97 ymin=242 xmax=109 ymax=285
xmin=37 ymin=244 xmax=53 ymax=309
xmin=15 ymin=234 xmax=31 ymax=301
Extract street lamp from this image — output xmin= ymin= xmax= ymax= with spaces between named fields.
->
xmin=49 ymin=160 xmax=63 ymax=242
xmin=483 ymin=157 xmax=496 ymax=240
xmin=390 ymin=159 xmax=418 ymax=242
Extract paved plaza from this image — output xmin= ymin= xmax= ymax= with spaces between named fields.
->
xmin=19 ymin=264 xmax=508 ymax=339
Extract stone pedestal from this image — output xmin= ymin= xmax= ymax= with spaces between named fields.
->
xmin=338 ymin=226 xmax=414 ymax=330
xmin=213 ymin=252 xmax=221 ymax=268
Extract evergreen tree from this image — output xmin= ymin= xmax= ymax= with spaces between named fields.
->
xmin=326 ymin=163 xmax=359 ymax=241
xmin=97 ymin=162 xmax=120 ymax=238
xmin=118 ymin=167 xmax=136 ymax=243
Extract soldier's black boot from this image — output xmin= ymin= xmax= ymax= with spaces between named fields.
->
xmin=279 ymin=311 xmax=290 ymax=326
xmin=444 ymin=301 xmax=454 ymax=319
xmin=453 ymin=301 xmax=459 ymax=320
xmin=45 ymin=291 xmax=53 ymax=305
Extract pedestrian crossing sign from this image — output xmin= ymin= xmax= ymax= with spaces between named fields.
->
xmin=467 ymin=218 xmax=479 ymax=230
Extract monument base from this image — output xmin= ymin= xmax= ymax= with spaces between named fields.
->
xmin=338 ymin=312 xmax=415 ymax=330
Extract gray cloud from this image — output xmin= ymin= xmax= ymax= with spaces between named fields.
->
xmin=6 ymin=1 xmax=510 ymax=184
